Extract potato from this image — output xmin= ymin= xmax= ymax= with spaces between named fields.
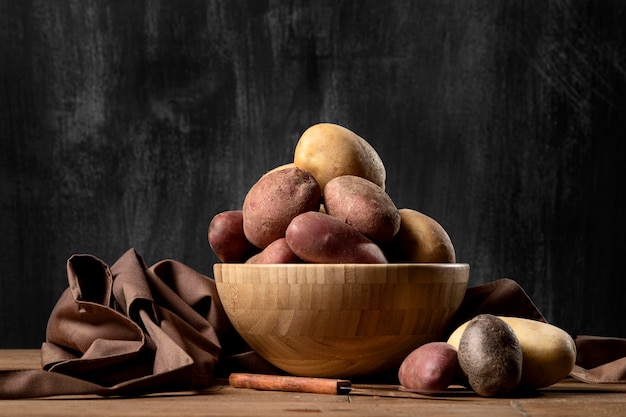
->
xmin=208 ymin=210 xmax=258 ymax=262
xmin=293 ymin=123 xmax=386 ymax=193
xmin=323 ymin=175 xmax=401 ymax=243
xmin=242 ymin=167 xmax=321 ymax=249
xmin=398 ymin=342 xmax=459 ymax=393
xmin=285 ymin=211 xmax=388 ymax=264
xmin=246 ymin=238 xmax=303 ymax=264
xmin=385 ymin=208 xmax=456 ymax=263
xmin=448 ymin=316 xmax=576 ymax=390
xmin=457 ymin=314 xmax=523 ymax=397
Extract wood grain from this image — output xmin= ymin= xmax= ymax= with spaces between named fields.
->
xmin=214 ymin=263 xmax=468 ymax=377
xmin=1 ymin=350 xmax=626 ymax=416
xmin=1 ymin=1 xmax=626 ymax=348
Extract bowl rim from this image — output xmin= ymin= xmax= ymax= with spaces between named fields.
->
xmin=213 ymin=262 xmax=470 ymax=284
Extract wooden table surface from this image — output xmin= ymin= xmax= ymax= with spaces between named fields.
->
xmin=1 ymin=349 xmax=625 ymax=417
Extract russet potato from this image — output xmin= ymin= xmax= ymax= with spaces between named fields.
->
xmin=323 ymin=175 xmax=400 ymax=244
xmin=457 ymin=314 xmax=523 ymax=397
xmin=448 ymin=316 xmax=576 ymax=390
xmin=242 ymin=167 xmax=321 ymax=249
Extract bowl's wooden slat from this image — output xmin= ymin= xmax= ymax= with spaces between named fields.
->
xmin=214 ymin=263 xmax=469 ymax=378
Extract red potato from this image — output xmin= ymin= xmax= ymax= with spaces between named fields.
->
xmin=323 ymin=175 xmax=401 ymax=243
xmin=285 ymin=211 xmax=388 ymax=264
xmin=242 ymin=167 xmax=322 ymax=249
xmin=398 ymin=342 xmax=459 ymax=393
xmin=246 ymin=238 xmax=303 ymax=264
xmin=208 ymin=210 xmax=258 ymax=262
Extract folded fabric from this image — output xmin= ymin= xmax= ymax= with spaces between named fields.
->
xmin=0 ymin=249 xmax=623 ymax=399
xmin=570 ymin=335 xmax=626 ymax=383
xmin=0 ymin=249 xmax=277 ymax=399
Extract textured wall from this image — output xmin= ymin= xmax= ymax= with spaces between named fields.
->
xmin=1 ymin=0 xmax=625 ymax=347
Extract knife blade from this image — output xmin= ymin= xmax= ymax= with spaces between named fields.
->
xmin=348 ymin=384 xmax=474 ymax=399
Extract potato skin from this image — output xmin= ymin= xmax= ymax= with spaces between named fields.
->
xmin=285 ymin=211 xmax=388 ymax=264
xmin=208 ymin=210 xmax=258 ymax=262
xmin=398 ymin=342 xmax=459 ymax=393
xmin=448 ymin=316 xmax=576 ymax=390
xmin=385 ymin=208 xmax=456 ymax=263
xmin=323 ymin=175 xmax=400 ymax=243
xmin=293 ymin=123 xmax=386 ymax=193
xmin=457 ymin=314 xmax=523 ymax=397
xmin=246 ymin=238 xmax=303 ymax=264
xmin=242 ymin=167 xmax=321 ymax=249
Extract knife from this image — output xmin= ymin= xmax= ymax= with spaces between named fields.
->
xmin=229 ymin=373 xmax=352 ymax=395
xmin=228 ymin=373 xmax=473 ymax=399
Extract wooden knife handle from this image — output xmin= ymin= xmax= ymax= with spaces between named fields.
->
xmin=228 ymin=373 xmax=351 ymax=395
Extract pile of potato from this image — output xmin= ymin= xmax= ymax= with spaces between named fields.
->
xmin=398 ymin=314 xmax=577 ymax=397
xmin=208 ymin=123 xmax=456 ymax=264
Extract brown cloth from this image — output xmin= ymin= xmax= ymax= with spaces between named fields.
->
xmin=0 ymin=249 xmax=278 ymax=399
xmin=570 ymin=336 xmax=626 ymax=383
xmin=0 ymin=249 xmax=624 ymax=398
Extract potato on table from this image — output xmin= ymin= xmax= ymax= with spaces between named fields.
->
xmin=398 ymin=342 xmax=459 ymax=393
xmin=448 ymin=315 xmax=576 ymax=390
xmin=457 ymin=314 xmax=523 ymax=397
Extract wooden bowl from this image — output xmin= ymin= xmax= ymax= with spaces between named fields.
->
xmin=213 ymin=263 xmax=469 ymax=378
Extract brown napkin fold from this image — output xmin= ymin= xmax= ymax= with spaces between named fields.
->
xmin=446 ymin=277 xmax=547 ymax=333
xmin=0 ymin=250 xmax=624 ymax=399
xmin=570 ymin=335 xmax=626 ymax=383
xmin=0 ymin=249 xmax=276 ymax=399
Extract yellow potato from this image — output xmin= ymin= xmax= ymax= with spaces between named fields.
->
xmin=293 ymin=123 xmax=386 ymax=193
xmin=447 ymin=316 xmax=577 ymax=390
xmin=386 ymin=208 xmax=456 ymax=263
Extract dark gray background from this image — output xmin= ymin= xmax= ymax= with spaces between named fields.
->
xmin=1 ymin=0 xmax=625 ymax=348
